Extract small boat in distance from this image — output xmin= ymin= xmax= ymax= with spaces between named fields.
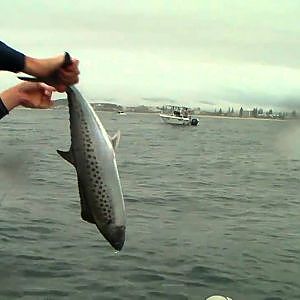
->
xmin=159 ymin=105 xmax=199 ymax=126
xmin=117 ymin=111 xmax=127 ymax=116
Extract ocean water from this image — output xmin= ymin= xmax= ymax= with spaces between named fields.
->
xmin=0 ymin=109 xmax=300 ymax=300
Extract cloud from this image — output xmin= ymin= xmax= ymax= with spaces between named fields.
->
xmin=0 ymin=1 xmax=299 ymax=110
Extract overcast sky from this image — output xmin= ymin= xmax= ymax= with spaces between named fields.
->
xmin=1 ymin=0 xmax=300 ymax=110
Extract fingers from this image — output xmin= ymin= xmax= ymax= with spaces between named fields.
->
xmin=64 ymin=59 xmax=79 ymax=72
xmin=16 ymin=82 xmax=55 ymax=109
xmin=39 ymin=83 xmax=55 ymax=101
xmin=55 ymin=84 xmax=67 ymax=93
xmin=43 ymin=88 xmax=53 ymax=98
xmin=40 ymin=97 xmax=54 ymax=109
xmin=58 ymin=58 xmax=80 ymax=86
xmin=30 ymin=82 xmax=55 ymax=109
xmin=37 ymin=91 xmax=54 ymax=109
xmin=39 ymin=83 xmax=56 ymax=93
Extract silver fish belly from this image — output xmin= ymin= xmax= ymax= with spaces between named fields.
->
xmin=58 ymin=86 xmax=126 ymax=251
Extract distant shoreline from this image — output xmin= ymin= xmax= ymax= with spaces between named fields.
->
xmin=195 ymin=114 xmax=286 ymax=121
xmin=15 ymin=107 xmax=296 ymax=121
xmin=113 ymin=111 xmax=289 ymax=121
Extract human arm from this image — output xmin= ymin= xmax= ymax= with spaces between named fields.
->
xmin=0 ymin=41 xmax=79 ymax=91
xmin=0 ymin=41 xmax=25 ymax=72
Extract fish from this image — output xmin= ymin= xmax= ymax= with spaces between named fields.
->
xmin=57 ymin=86 xmax=126 ymax=251
xmin=18 ymin=54 xmax=126 ymax=250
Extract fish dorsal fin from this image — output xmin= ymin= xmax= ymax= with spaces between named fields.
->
xmin=57 ymin=149 xmax=75 ymax=165
xmin=110 ymin=130 xmax=121 ymax=150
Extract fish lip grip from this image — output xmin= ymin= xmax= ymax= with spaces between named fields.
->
xmin=62 ymin=52 xmax=72 ymax=68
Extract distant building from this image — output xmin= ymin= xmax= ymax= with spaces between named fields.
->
xmin=243 ymin=110 xmax=252 ymax=117
xmin=239 ymin=107 xmax=252 ymax=117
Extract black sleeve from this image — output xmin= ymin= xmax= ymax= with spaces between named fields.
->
xmin=0 ymin=41 xmax=25 ymax=72
xmin=0 ymin=97 xmax=8 ymax=120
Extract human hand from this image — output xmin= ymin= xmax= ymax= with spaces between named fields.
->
xmin=0 ymin=82 xmax=56 ymax=111
xmin=55 ymin=57 xmax=80 ymax=92
xmin=24 ymin=53 xmax=80 ymax=92
xmin=17 ymin=82 xmax=56 ymax=108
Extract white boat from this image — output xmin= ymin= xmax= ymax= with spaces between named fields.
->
xmin=160 ymin=113 xmax=191 ymax=125
xmin=159 ymin=105 xmax=199 ymax=126
xmin=117 ymin=111 xmax=127 ymax=116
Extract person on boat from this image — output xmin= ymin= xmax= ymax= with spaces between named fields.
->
xmin=183 ymin=108 xmax=188 ymax=118
xmin=174 ymin=110 xmax=181 ymax=117
xmin=0 ymin=41 xmax=80 ymax=120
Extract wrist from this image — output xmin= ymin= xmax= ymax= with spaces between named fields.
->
xmin=24 ymin=55 xmax=64 ymax=78
xmin=0 ymin=85 xmax=23 ymax=111
xmin=23 ymin=56 xmax=43 ymax=77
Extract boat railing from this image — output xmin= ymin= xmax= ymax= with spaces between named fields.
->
xmin=161 ymin=105 xmax=190 ymax=117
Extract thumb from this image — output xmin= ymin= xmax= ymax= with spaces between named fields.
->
xmin=39 ymin=83 xmax=56 ymax=93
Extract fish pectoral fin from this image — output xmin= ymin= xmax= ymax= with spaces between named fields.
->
xmin=57 ymin=149 xmax=75 ymax=165
xmin=110 ymin=130 xmax=121 ymax=150
xmin=78 ymin=180 xmax=96 ymax=224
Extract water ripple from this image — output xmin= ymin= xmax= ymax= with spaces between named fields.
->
xmin=0 ymin=112 xmax=299 ymax=300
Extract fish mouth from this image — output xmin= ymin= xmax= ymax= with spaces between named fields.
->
xmin=100 ymin=225 xmax=126 ymax=251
